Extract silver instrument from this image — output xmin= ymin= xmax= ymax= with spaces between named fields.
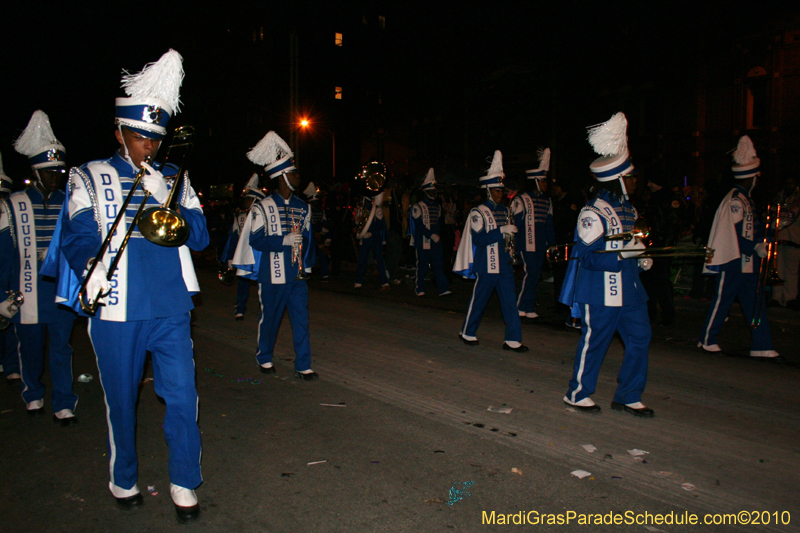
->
xmin=0 ymin=291 xmax=24 ymax=331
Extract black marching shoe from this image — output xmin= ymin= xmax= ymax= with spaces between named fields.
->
xmin=175 ymin=503 xmax=201 ymax=524
xmin=295 ymin=371 xmax=319 ymax=381
xmin=259 ymin=365 xmax=277 ymax=375
xmin=563 ymin=396 xmax=602 ymax=413
xmin=115 ymin=493 xmax=144 ymax=510
xmin=459 ymin=334 xmax=479 ymax=346
xmin=611 ymin=401 xmax=655 ymax=418
xmin=502 ymin=342 xmax=529 ymax=353
xmin=53 ymin=415 xmax=79 ymax=427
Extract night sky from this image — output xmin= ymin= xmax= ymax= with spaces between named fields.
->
xmin=1 ymin=1 xmax=795 ymax=192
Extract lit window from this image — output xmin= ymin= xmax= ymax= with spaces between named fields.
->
xmin=335 ymin=86 xmax=343 ymax=100
xmin=260 ymin=27 xmax=264 ymax=41
xmin=335 ymin=32 xmax=343 ymax=46
xmin=378 ymin=16 xmax=386 ymax=28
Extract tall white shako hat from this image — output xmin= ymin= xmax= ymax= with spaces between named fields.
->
xmin=421 ymin=168 xmax=437 ymax=191
xmin=115 ymin=49 xmax=184 ymax=140
xmin=14 ymin=110 xmax=66 ymax=170
xmin=587 ymin=112 xmax=635 ymax=197
xmin=731 ymin=135 xmax=761 ymax=179
xmin=247 ymin=131 xmax=298 ymax=190
xmin=303 ymin=181 xmax=320 ymax=200
xmin=526 ymin=148 xmax=550 ymax=180
xmin=479 ymin=150 xmax=505 ymax=189
xmin=0 ymin=152 xmax=13 ymax=194
xmin=243 ymin=173 xmax=266 ymax=200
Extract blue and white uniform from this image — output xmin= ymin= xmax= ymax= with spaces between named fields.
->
xmin=233 ymin=193 xmax=313 ymax=371
xmin=564 ymin=190 xmax=651 ymax=406
xmin=47 ymin=151 xmax=208 ymax=492
xmin=0 ymin=186 xmax=77 ymax=411
xmin=454 ymin=199 xmax=522 ymax=343
xmin=355 ymin=209 xmax=389 ymax=287
xmin=699 ymin=185 xmax=773 ymax=350
xmin=221 ymin=209 xmax=253 ymax=315
xmin=310 ymin=204 xmax=330 ymax=278
xmin=410 ymin=198 xmax=450 ymax=295
xmin=510 ymin=191 xmax=555 ymax=316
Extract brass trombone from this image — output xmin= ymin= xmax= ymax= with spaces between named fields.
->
xmin=78 ymin=125 xmax=195 ymax=314
xmin=752 ymin=204 xmax=784 ymax=329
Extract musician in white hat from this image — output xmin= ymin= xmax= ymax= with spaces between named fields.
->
xmin=454 ymin=151 xmax=528 ymax=352
xmin=561 ymin=113 xmax=654 ymax=418
xmin=410 ymin=168 xmax=451 ymax=297
xmin=697 ymin=135 xmax=779 ymax=360
xmin=0 ymin=152 xmax=21 ymax=385
xmin=0 ymin=111 xmax=78 ymax=420
xmin=44 ymin=50 xmax=207 ymax=522
xmin=304 ymin=181 xmax=331 ymax=280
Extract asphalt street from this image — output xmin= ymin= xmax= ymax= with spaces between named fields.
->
xmin=1 ymin=262 xmax=798 ymax=532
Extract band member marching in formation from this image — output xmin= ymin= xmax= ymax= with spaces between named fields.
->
xmin=221 ymin=173 xmax=265 ymax=320
xmin=0 ymin=110 xmax=78 ymax=423
xmin=354 ymin=190 xmax=390 ymax=290
xmin=770 ymin=175 xmax=800 ymax=309
xmin=44 ymin=50 xmax=208 ymax=522
xmin=304 ymin=181 xmax=331 ymax=280
xmin=233 ymin=131 xmax=318 ymax=380
xmin=697 ymin=136 xmax=780 ymax=360
xmin=410 ymin=168 xmax=451 ymax=297
xmin=454 ymin=151 xmax=528 ymax=352
xmin=0 ymin=152 xmax=22 ymax=385
xmin=510 ymin=148 xmax=556 ymax=321
xmin=561 ymin=113 xmax=655 ymax=417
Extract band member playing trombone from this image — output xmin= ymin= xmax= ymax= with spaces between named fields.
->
xmin=454 ymin=150 xmax=528 ymax=352
xmin=0 ymin=110 xmax=78 ymax=422
xmin=698 ymin=136 xmax=780 ymax=360
xmin=510 ymin=148 xmax=556 ymax=320
xmin=232 ymin=131 xmax=317 ymax=380
xmin=561 ymin=113 xmax=654 ymax=417
xmin=44 ymin=51 xmax=207 ymax=522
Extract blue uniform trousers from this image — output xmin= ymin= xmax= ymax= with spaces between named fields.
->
xmin=16 ymin=320 xmax=77 ymax=411
xmin=462 ymin=272 xmax=522 ymax=342
xmin=317 ymin=251 xmax=330 ymax=278
xmin=355 ymin=241 xmax=388 ymax=285
xmin=235 ymin=276 xmax=251 ymax=315
xmin=566 ymin=301 xmax=651 ymax=405
xmin=88 ymin=313 xmax=202 ymax=491
xmin=415 ymin=245 xmax=450 ymax=295
xmin=256 ymin=281 xmax=311 ymax=371
xmin=699 ymin=268 xmax=773 ymax=350
xmin=2 ymin=327 xmax=20 ymax=376
xmin=516 ymin=250 xmax=546 ymax=314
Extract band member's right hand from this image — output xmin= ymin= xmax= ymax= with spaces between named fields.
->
xmin=141 ymin=162 xmax=169 ymax=203
xmin=363 ymin=232 xmax=372 ymax=239
xmin=431 ymin=234 xmax=440 ymax=243
xmin=618 ymin=237 xmax=646 ymax=259
xmin=754 ymin=242 xmax=768 ymax=258
xmin=283 ymin=233 xmax=303 ymax=247
xmin=85 ymin=261 xmax=110 ymax=305
xmin=0 ymin=300 xmax=15 ymax=319
xmin=500 ymin=225 xmax=517 ymax=235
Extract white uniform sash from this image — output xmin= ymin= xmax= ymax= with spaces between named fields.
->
xmin=705 ymin=189 xmax=754 ymax=274
xmin=420 ymin=202 xmax=431 ymax=250
xmin=88 ymin=163 xmax=129 ymax=321
xmin=522 ymin=193 xmax=536 ymax=252
xmin=740 ymin=197 xmax=754 ymax=274
xmin=10 ymin=193 xmax=39 ymax=323
xmin=593 ymin=198 xmax=624 ymax=307
xmin=476 ymin=205 xmax=500 ymax=274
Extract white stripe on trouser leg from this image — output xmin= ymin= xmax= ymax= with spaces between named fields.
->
xmin=570 ymin=304 xmax=591 ymax=403
xmin=462 ymin=273 xmax=481 ymax=335
xmin=703 ymin=271 xmax=726 ymax=345
xmin=255 ymin=283 xmax=264 ymax=362
xmin=87 ymin=320 xmax=118 ymax=487
xmin=517 ymin=257 xmax=528 ymax=309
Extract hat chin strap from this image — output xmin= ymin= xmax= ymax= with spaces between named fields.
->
xmin=749 ymin=175 xmax=758 ymax=194
xmin=282 ymin=173 xmax=295 ymax=192
xmin=619 ymin=177 xmax=629 ymax=200
xmin=118 ymin=125 xmax=139 ymax=170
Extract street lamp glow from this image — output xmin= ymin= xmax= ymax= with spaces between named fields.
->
xmin=300 ymin=119 xmax=309 ymax=127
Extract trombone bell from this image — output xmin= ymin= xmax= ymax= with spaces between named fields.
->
xmin=137 ymin=207 xmax=190 ymax=247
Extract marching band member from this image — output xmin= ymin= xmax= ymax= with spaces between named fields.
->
xmin=221 ymin=173 xmax=265 ymax=320
xmin=354 ymin=192 xmax=390 ymax=290
xmin=0 ymin=153 xmax=21 ymax=384
xmin=232 ymin=131 xmax=317 ymax=380
xmin=698 ymin=136 xmax=779 ymax=359
xmin=510 ymin=148 xmax=556 ymax=320
xmin=44 ymin=50 xmax=207 ymax=521
xmin=562 ymin=113 xmax=654 ymax=417
xmin=454 ymin=151 xmax=528 ymax=352
xmin=770 ymin=175 xmax=800 ymax=309
xmin=305 ymin=182 xmax=331 ymax=280
xmin=0 ymin=111 xmax=77 ymax=421
xmin=410 ymin=168 xmax=451 ymax=297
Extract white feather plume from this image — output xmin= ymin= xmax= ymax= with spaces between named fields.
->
xmin=587 ymin=112 xmax=628 ymax=157
xmin=245 ymin=173 xmax=260 ymax=191
xmin=14 ymin=110 xmax=61 ymax=157
xmin=247 ymin=131 xmax=293 ymax=166
xmin=121 ymin=49 xmax=184 ymax=113
xmin=537 ymin=147 xmax=551 ymax=172
xmin=0 ymin=152 xmax=11 ymax=182
xmin=732 ymin=135 xmax=757 ymax=165
xmin=425 ymin=168 xmax=435 ymax=181
xmin=486 ymin=150 xmax=504 ymax=176
xmin=303 ymin=181 xmax=317 ymax=197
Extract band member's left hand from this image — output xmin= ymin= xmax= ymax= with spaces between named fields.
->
xmin=638 ymin=257 xmax=653 ymax=271
xmin=0 ymin=299 xmax=17 ymax=319
xmin=754 ymin=242 xmax=768 ymax=258
xmin=431 ymin=234 xmax=440 ymax=243
xmin=141 ymin=162 xmax=169 ymax=203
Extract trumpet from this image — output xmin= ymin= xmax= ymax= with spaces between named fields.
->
xmin=505 ymin=224 xmax=520 ymax=266
xmin=605 ymin=218 xmax=650 ymax=242
xmin=78 ymin=126 xmax=195 ymax=315
xmin=0 ymin=291 xmax=24 ymax=331
xmin=288 ymin=208 xmax=308 ymax=281
xmin=752 ymin=204 xmax=784 ymax=329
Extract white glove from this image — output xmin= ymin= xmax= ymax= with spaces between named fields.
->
xmin=0 ymin=299 xmax=16 ymax=319
xmin=618 ymin=237 xmax=646 ymax=259
xmin=140 ymin=162 xmax=169 ymax=204
xmin=500 ymin=225 xmax=518 ymax=235
xmin=362 ymin=232 xmax=372 ymax=239
xmin=431 ymin=234 xmax=440 ymax=243
xmin=754 ymin=242 xmax=768 ymax=258
xmin=84 ymin=261 xmax=110 ymax=306
xmin=227 ymin=260 xmax=234 ymax=269
xmin=638 ymin=257 xmax=653 ymax=271
xmin=283 ymin=233 xmax=303 ymax=247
